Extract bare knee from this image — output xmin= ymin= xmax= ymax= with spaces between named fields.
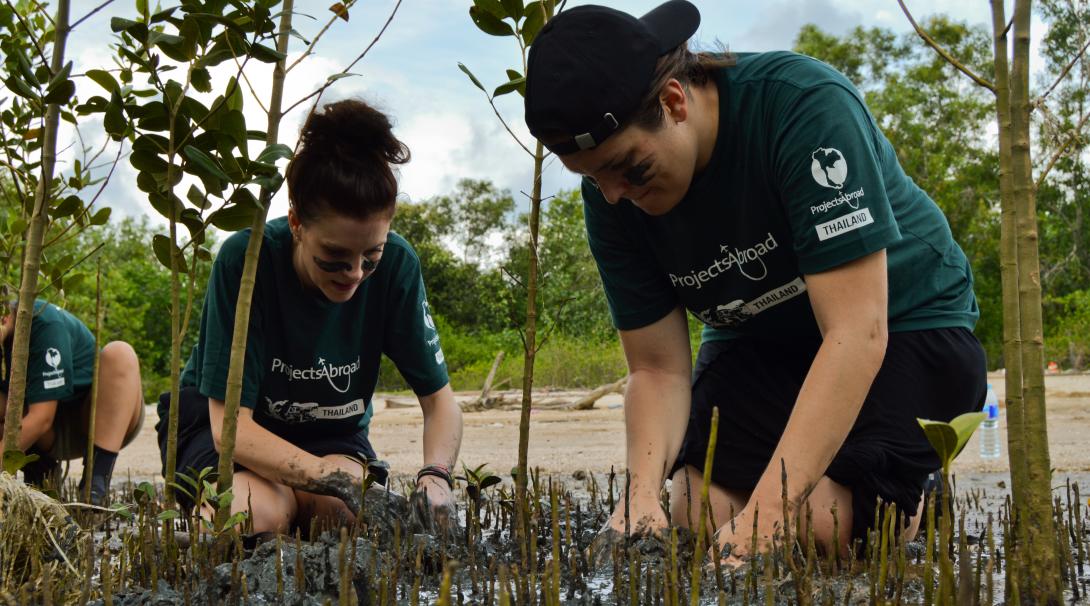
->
xmin=101 ymin=341 xmax=141 ymax=376
xmin=232 ymin=475 xmax=296 ymax=534
xmin=669 ymin=465 xmax=748 ymax=539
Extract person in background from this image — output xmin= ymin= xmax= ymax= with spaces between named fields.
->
xmin=1 ymin=299 xmax=144 ymax=505
xmin=156 ymin=98 xmax=462 ymax=534
xmin=523 ymin=0 xmax=986 ymax=560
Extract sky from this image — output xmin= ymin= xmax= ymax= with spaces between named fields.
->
xmin=32 ymin=0 xmax=1047 ymax=224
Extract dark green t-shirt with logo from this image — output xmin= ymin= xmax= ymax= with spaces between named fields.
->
xmin=174 ymin=217 xmax=449 ymax=442
xmin=2 ymin=300 xmax=96 ymax=407
xmin=584 ymin=51 xmax=979 ymax=342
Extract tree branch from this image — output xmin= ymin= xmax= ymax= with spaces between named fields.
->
xmin=69 ymin=0 xmax=116 ymax=31
xmin=284 ymin=0 xmax=358 ymax=74
xmin=1035 ymin=107 xmax=1090 ymax=191
xmin=282 ymin=0 xmax=404 ymax=118
xmin=897 ymin=0 xmax=996 ymax=93
xmin=1037 ymin=37 xmax=1090 ymax=105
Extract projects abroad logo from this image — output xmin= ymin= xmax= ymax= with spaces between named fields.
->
xmin=811 ymin=147 xmax=848 ymax=189
xmin=269 ymin=356 xmax=360 ymax=394
xmin=810 ymin=187 xmax=865 ymax=215
xmin=669 ymin=233 xmax=778 ymax=289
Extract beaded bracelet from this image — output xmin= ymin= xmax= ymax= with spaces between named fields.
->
xmin=416 ymin=464 xmax=453 ymax=489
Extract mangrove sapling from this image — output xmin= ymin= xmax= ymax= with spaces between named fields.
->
xmin=107 ymin=0 xmax=291 ymax=507
xmin=0 ymin=0 xmax=72 ymax=462
xmin=457 ymin=1 xmax=557 ymax=562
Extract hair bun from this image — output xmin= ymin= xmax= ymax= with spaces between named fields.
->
xmin=299 ymin=99 xmax=410 ymax=165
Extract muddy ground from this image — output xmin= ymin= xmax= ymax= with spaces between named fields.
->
xmin=86 ymin=372 xmax=1090 ymax=487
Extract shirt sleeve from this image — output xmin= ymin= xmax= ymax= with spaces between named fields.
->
xmin=195 ymin=234 xmax=266 ymax=408
xmin=771 ymin=83 xmax=901 ymax=275
xmin=382 ymin=245 xmax=450 ymax=396
xmin=582 ymin=180 xmax=678 ymax=330
xmin=24 ymin=318 xmax=75 ymax=405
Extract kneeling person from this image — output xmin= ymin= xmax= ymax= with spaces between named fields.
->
xmin=1 ymin=300 xmax=145 ymax=504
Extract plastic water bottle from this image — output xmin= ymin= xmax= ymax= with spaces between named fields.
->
xmin=979 ymin=384 xmax=1001 ymax=459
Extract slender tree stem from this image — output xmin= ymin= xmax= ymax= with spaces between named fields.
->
xmin=214 ymin=0 xmax=295 ymax=528
xmin=1 ymin=0 xmax=70 ymax=458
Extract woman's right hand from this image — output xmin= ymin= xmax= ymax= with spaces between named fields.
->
xmin=588 ymin=494 xmax=669 ymax=568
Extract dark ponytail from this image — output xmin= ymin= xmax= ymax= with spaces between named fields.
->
xmin=285 ymin=99 xmax=410 ymax=223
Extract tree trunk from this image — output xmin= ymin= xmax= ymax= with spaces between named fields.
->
xmin=989 ymin=0 xmax=1032 ymax=592
xmin=1009 ymin=0 xmax=1062 ymax=600
xmin=163 ymin=179 xmax=183 ymax=503
xmin=214 ymin=0 xmax=294 ymax=529
xmin=1 ymin=0 xmax=70 ymax=459
xmin=515 ymin=140 xmax=545 ymax=562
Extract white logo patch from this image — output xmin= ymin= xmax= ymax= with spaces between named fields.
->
xmin=696 ymin=278 xmax=808 ymax=328
xmin=264 ymin=396 xmax=364 ymax=424
xmin=43 ymin=377 xmax=66 ymax=389
xmin=811 ymin=147 xmax=848 ymax=190
xmin=45 ymin=348 xmax=61 ymax=369
xmin=816 ymin=208 xmax=874 ymax=241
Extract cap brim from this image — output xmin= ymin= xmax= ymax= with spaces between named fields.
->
xmin=640 ymin=0 xmax=700 ymax=53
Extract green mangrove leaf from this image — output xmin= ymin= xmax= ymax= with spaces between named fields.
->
xmin=500 ymin=0 xmax=523 ymax=21
xmin=183 ymin=145 xmax=231 ymax=181
xmin=918 ymin=418 xmax=958 ymax=469
xmin=493 ymin=76 xmax=525 ymax=98
xmin=470 ymin=6 xmax=514 ymax=37
xmin=3 ymin=450 xmax=40 ymax=475
xmin=152 ymin=234 xmax=187 ymax=272
xmin=473 ymin=0 xmax=506 ymax=20
xmin=458 ymin=62 xmax=486 ymax=93
xmin=948 ymin=411 xmax=988 ymax=459
xmin=521 ymin=1 xmax=546 ymax=45
xmin=84 ymin=69 xmax=120 ymax=93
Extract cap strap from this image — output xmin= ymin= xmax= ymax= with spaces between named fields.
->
xmin=544 ymin=112 xmax=619 ymax=155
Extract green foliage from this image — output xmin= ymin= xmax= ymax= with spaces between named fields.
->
xmin=1044 ymin=289 xmax=1090 ymax=369
xmin=918 ymin=411 xmax=987 ymax=473
xmin=1 ymin=449 xmax=38 ymax=475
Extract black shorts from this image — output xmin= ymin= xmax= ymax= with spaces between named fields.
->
xmin=673 ymin=327 xmax=986 ymax=540
xmin=155 ymin=386 xmax=378 ymax=507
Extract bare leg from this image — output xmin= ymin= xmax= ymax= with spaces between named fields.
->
xmin=798 ymin=479 xmax=924 ymax=556
xmin=669 ymin=465 xmax=750 ymax=541
xmin=83 ymin=341 xmax=143 ymax=451
xmin=203 ymin=470 xmax=298 ymax=534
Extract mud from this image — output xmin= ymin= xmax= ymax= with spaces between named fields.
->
xmin=81 ymin=471 xmax=1089 ymax=605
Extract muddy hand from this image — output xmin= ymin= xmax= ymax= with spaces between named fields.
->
xmin=303 ymin=470 xmax=364 ymax=515
xmin=409 ymin=488 xmax=457 ymax=538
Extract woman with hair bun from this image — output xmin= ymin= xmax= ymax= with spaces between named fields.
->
xmin=156 ymin=99 xmax=461 ymax=533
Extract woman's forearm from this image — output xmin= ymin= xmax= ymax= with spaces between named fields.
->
xmin=419 ymin=384 xmax=461 ymax=471
xmin=751 ymin=328 xmax=886 ymax=509
xmin=624 ymin=369 xmax=691 ymax=500
xmin=208 ymin=399 xmax=341 ymax=489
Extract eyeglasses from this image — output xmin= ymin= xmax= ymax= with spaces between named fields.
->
xmin=312 ymin=255 xmax=378 ymax=274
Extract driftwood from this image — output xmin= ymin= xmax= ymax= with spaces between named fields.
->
xmin=571 ymin=376 xmax=627 ymax=410
xmin=462 ymin=352 xmax=512 ymax=412
xmin=460 ymin=374 xmax=629 ymax=413
xmin=383 ymin=398 xmax=416 ymax=410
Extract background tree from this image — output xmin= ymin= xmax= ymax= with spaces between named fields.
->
xmin=896 ymin=0 xmax=1089 ymax=600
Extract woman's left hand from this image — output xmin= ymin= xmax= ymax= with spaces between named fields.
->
xmin=711 ymin=505 xmax=783 ymax=569
xmin=411 ymin=475 xmax=457 ymax=535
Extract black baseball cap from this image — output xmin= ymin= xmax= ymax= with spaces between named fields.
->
xmin=524 ymin=0 xmax=700 ymax=156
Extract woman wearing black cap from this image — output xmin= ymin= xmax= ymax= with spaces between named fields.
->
xmin=524 ymin=1 xmax=986 ymax=560
xmin=156 ymin=99 xmax=462 ymax=533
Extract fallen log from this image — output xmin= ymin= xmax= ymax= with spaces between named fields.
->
xmin=571 ymin=377 xmax=627 ymax=410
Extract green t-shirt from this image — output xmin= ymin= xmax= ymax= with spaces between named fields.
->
xmin=584 ymin=51 xmax=979 ymax=342
xmin=2 ymin=300 xmax=96 ymax=407
xmin=175 ymin=216 xmax=449 ymax=442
